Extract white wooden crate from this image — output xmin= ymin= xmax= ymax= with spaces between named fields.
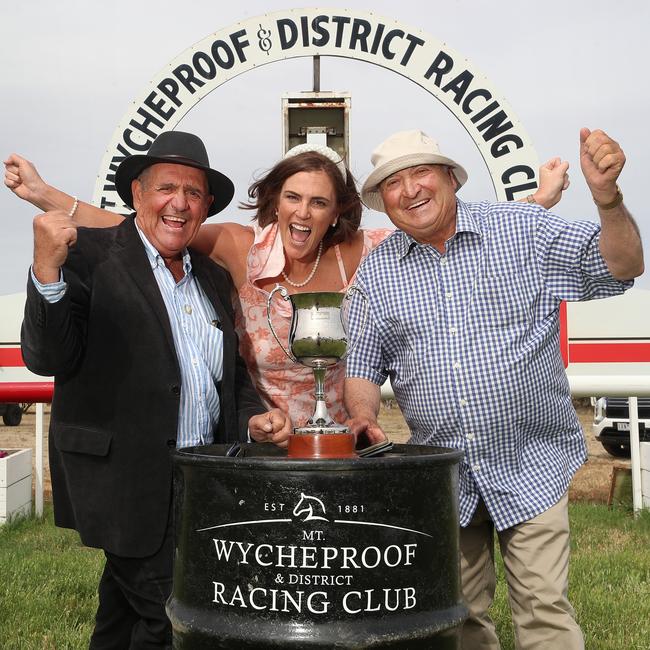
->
xmin=0 ymin=448 xmax=32 ymax=524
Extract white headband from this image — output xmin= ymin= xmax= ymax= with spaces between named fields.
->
xmin=283 ymin=143 xmax=348 ymax=182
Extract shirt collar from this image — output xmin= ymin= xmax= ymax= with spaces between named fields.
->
xmin=134 ymin=219 xmax=192 ymax=275
xmin=395 ymin=198 xmax=482 ymax=258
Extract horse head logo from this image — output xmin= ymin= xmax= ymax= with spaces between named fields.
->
xmin=293 ymin=493 xmax=329 ymax=522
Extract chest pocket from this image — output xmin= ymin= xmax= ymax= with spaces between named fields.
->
xmin=381 ymin=302 xmax=438 ymax=378
xmin=473 ymin=274 xmax=530 ymax=329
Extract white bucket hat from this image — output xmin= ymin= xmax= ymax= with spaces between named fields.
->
xmin=361 ymin=130 xmax=468 ymax=213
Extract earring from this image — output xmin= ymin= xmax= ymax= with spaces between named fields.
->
xmin=332 ymin=219 xmax=338 ymax=227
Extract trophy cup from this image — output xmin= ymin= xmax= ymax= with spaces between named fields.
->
xmin=267 ymin=285 xmax=367 ymax=458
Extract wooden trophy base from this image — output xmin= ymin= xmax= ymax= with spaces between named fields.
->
xmin=287 ymin=432 xmax=357 ymax=459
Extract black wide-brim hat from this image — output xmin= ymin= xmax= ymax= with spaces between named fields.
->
xmin=115 ymin=131 xmax=235 ymax=217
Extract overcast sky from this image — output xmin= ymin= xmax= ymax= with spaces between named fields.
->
xmin=1 ymin=0 xmax=648 ymax=295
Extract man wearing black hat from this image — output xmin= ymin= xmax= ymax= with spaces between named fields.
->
xmin=20 ymin=131 xmax=290 ymax=648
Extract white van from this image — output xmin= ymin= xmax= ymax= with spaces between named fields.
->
xmin=592 ymin=397 xmax=650 ymax=458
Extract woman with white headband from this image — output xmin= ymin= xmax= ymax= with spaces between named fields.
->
xmin=203 ymin=142 xmax=393 ymax=428
xmin=4 ymin=145 xmax=568 ymax=434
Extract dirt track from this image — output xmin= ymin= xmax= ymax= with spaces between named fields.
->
xmin=0 ymin=399 xmax=629 ymax=503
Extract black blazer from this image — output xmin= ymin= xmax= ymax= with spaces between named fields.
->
xmin=21 ymin=217 xmax=264 ymax=557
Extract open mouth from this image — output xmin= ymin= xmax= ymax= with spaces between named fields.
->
xmin=162 ymin=215 xmax=187 ymax=229
xmin=406 ymin=199 xmax=429 ymax=211
xmin=289 ymin=223 xmax=311 ymax=243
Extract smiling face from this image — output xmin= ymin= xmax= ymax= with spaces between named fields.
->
xmin=379 ymin=164 xmax=458 ymax=249
xmin=132 ymin=162 xmax=213 ymax=261
xmin=276 ymin=170 xmax=339 ymax=262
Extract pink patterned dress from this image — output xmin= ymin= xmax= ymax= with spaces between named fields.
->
xmin=233 ymin=223 xmax=393 ymax=427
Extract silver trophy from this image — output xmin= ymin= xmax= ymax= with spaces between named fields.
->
xmin=267 ymin=285 xmax=367 ymax=436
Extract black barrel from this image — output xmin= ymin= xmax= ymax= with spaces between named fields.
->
xmin=168 ymin=443 xmax=466 ymax=649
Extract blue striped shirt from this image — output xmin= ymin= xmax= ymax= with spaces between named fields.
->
xmin=135 ymin=224 xmax=223 ymax=448
xmin=346 ymin=199 xmax=632 ymax=530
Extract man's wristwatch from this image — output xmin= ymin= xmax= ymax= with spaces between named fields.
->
xmin=593 ymin=185 xmax=623 ymax=210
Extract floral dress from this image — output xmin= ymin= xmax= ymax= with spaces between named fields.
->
xmin=233 ymin=222 xmax=392 ymax=426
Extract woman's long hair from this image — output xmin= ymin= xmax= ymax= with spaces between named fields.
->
xmin=241 ymin=151 xmax=362 ymax=249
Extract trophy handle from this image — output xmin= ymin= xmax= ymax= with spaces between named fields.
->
xmin=267 ymin=284 xmax=297 ymax=362
xmin=340 ymin=284 xmax=368 ymax=360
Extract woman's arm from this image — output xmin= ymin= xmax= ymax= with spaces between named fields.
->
xmin=4 ymin=153 xmax=258 ymax=282
xmin=193 ymin=222 xmax=254 ymax=287
xmin=4 ymin=153 xmax=123 ymax=226
xmin=517 ymin=157 xmax=570 ymax=209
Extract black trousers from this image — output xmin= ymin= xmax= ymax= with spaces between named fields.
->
xmin=89 ymin=511 xmax=174 ymax=650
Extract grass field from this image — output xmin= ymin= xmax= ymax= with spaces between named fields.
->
xmin=1 ymin=504 xmax=649 ymax=649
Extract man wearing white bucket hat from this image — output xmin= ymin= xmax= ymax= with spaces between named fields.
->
xmin=345 ymin=128 xmax=643 ymax=649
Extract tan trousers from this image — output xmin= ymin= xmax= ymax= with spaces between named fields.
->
xmin=459 ymin=492 xmax=584 ymax=650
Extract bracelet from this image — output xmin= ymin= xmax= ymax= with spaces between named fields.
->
xmin=526 ymin=194 xmax=537 ymax=204
xmin=593 ymin=185 xmax=623 ymax=210
xmin=68 ymin=196 xmax=79 ymax=218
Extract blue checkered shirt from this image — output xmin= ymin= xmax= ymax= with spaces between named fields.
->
xmin=346 ymin=199 xmax=632 ymax=530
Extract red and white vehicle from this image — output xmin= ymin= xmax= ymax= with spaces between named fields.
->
xmin=1 ymin=288 xmax=649 ymax=422
xmin=0 ymin=292 xmax=53 ymax=425
xmin=565 ymin=289 xmax=650 ymax=459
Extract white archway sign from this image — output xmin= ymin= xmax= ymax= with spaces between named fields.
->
xmin=93 ymin=7 xmax=540 ymax=211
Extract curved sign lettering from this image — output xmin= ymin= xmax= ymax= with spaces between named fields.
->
xmin=93 ymin=8 xmax=539 ymax=211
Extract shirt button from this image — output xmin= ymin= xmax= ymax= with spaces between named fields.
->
xmin=192 ymin=357 xmax=198 ymax=366
xmin=449 ymin=327 xmax=457 ymax=335
xmin=466 ymin=432 xmax=475 ymax=441
xmin=472 ymin=464 xmax=480 ymax=472
xmin=460 ymin=398 xmax=468 ymax=407
xmin=440 ymin=258 xmax=447 ymax=266
xmin=445 ymin=291 xmax=453 ymax=299
xmin=184 ymin=304 xmax=192 ymax=314
xmin=453 ymin=361 xmax=461 ymax=370
xmin=171 ymin=385 xmax=180 ymax=395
